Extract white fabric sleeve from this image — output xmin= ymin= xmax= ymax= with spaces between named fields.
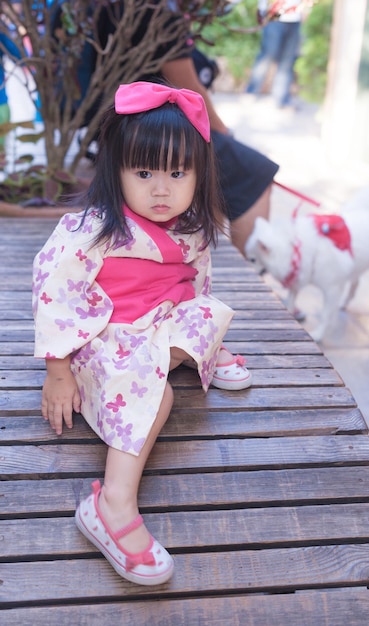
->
xmin=32 ymin=214 xmax=113 ymax=359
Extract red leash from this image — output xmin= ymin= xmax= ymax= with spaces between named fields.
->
xmin=274 ymin=181 xmax=321 ymax=208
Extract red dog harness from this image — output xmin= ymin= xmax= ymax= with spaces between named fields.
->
xmin=310 ymin=214 xmax=353 ymax=255
xmin=274 ymin=182 xmax=353 ymax=288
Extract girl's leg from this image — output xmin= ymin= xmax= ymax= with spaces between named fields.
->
xmin=98 ymin=380 xmax=174 ymax=553
xmin=246 ymin=22 xmax=282 ymax=95
xmin=272 ymin=22 xmax=301 ymax=107
xmin=97 ymin=347 xmax=188 ymax=554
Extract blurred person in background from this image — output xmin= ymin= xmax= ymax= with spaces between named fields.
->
xmin=246 ymin=0 xmax=314 ymax=109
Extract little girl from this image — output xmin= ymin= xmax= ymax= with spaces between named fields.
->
xmin=32 ymin=81 xmax=252 ymax=586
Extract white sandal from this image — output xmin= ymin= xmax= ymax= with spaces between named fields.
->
xmin=211 ymin=348 xmax=252 ymax=391
xmin=75 ymin=480 xmax=174 ymax=586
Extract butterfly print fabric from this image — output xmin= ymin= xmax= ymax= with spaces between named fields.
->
xmin=32 ymin=209 xmax=233 ymax=455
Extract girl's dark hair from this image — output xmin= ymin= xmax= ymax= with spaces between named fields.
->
xmin=79 ymin=99 xmax=226 ymax=247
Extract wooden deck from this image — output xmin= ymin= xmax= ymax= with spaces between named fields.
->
xmin=2 ymin=216 xmax=369 ymax=625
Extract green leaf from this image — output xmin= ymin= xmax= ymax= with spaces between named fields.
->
xmin=15 ymin=154 xmax=35 ymax=165
xmin=16 ymin=132 xmax=45 ymax=144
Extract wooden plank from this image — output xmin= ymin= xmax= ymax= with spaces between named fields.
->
xmin=225 ymin=341 xmax=322 ymax=354
xmin=1 ymin=407 xmax=365 ymax=444
xmin=0 ymin=367 xmax=344 ymax=389
xmin=3 ymin=503 xmax=369 ymax=560
xmin=0 ymin=343 xmax=36 ymax=356
xmin=3 ymin=435 xmax=369 ymax=478
xmin=0 ymin=353 xmax=334 ymax=370
xmin=0 ymin=302 xmax=32 ymax=313
xmin=2 ymin=544 xmax=369 ymax=603
xmin=0 ymin=356 xmax=45 ymax=369
xmin=0 ymin=340 xmax=323 ymax=356
xmin=0 ymin=318 xmax=308 ymax=341
xmin=0 ymin=261 xmax=237 ymax=274
xmin=225 ymin=328 xmax=311 ymax=341
xmin=1 ymin=296 xmax=288 ymax=312
xmin=170 ymin=367 xmax=344 ymax=386
xmin=171 ymin=386 xmax=356 ymax=409
xmin=0 ymin=288 xmax=277 ymax=301
xmin=0 ymin=354 xmax=45 ymax=371
xmin=0 ymin=320 xmax=34 ymax=330
xmin=224 ymin=318 xmax=301 ymax=328
xmin=0 ymin=311 xmax=33 ymax=320
xmin=3 ymin=466 xmax=369 ymax=517
xmin=3 ymin=589 xmax=369 ymax=626
xmin=243 ymin=354 xmax=332 ymax=368
xmin=0 ymin=385 xmax=356 ymax=415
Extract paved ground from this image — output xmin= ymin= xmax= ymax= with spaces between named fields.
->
xmin=213 ymin=91 xmax=369 ymax=426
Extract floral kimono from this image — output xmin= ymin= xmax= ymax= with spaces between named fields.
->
xmin=32 ymin=208 xmax=233 ymax=456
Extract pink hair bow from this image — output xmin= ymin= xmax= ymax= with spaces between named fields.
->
xmin=115 ymin=81 xmax=210 ymax=142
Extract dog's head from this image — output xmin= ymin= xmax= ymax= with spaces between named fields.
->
xmin=245 ymin=217 xmax=295 ymax=282
xmin=245 ymin=217 xmax=276 ymax=272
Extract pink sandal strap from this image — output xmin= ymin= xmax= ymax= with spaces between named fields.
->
xmin=216 ymin=350 xmax=246 ymax=368
xmin=91 ymin=481 xmax=144 ymax=541
xmin=114 ymin=515 xmax=144 ymax=540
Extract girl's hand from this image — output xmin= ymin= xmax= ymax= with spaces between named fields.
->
xmin=42 ymin=358 xmax=81 ymax=435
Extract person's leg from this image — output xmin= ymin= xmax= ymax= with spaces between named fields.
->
xmin=272 ymin=22 xmax=301 ymax=107
xmin=229 ymin=184 xmax=272 ymax=257
xmin=98 ymin=380 xmax=173 ymax=553
xmin=97 ymin=346 xmax=189 ymax=554
xmin=246 ymin=22 xmax=282 ymax=95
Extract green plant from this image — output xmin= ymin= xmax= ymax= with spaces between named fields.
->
xmin=195 ymin=0 xmax=334 ymax=101
xmin=0 ymin=119 xmax=76 ymax=205
xmin=0 ymin=0 xmax=233 ymax=206
xmin=295 ymin=0 xmax=334 ymax=102
xmin=196 ymin=0 xmax=261 ymax=87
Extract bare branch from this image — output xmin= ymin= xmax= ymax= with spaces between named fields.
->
xmin=0 ymin=0 xmax=229 ymax=177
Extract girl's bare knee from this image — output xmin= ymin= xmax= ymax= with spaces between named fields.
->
xmin=169 ymin=346 xmax=190 ymax=370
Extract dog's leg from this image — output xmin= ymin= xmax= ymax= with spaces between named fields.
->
xmin=284 ymin=289 xmax=306 ymax=321
xmin=286 ymin=289 xmax=296 ymax=313
xmin=340 ymin=278 xmax=359 ymax=309
xmin=310 ymin=285 xmax=342 ymax=343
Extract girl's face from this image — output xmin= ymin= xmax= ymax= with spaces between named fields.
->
xmin=120 ymin=166 xmax=197 ymax=223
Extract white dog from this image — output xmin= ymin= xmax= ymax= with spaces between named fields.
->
xmin=245 ymin=191 xmax=369 ymax=341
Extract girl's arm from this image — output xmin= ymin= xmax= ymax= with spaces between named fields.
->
xmin=32 ymin=215 xmax=111 ymax=360
xmin=41 ymin=356 xmax=81 ymax=435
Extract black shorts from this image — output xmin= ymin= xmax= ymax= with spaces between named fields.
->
xmin=211 ymin=131 xmax=279 ymax=221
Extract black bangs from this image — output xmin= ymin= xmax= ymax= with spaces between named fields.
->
xmin=120 ymin=103 xmax=199 ymax=171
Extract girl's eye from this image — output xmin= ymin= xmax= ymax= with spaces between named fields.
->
xmin=137 ymin=171 xmax=151 ymax=179
xmin=171 ymin=171 xmax=184 ymax=179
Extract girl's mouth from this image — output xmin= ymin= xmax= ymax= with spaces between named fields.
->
xmin=152 ymin=205 xmax=170 ymax=213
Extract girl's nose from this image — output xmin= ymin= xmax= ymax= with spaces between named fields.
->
xmin=152 ymin=173 xmax=170 ymax=195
